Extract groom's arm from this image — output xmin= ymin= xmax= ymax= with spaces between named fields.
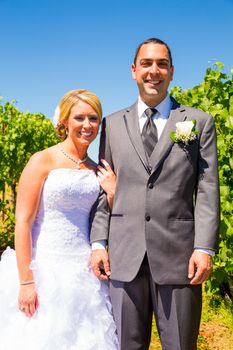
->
xmin=194 ymin=113 xmax=220 ymax=250
xmin=90 ymin=118 xmax=113 ymax=242
xmin=90 ymin=117 xmax=113 ymax=280
xmin=188 ymin=113 xmax=220 ymax=284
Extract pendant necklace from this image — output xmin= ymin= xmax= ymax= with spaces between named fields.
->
xmin=60 ymin=148 xmax=88 ymax=169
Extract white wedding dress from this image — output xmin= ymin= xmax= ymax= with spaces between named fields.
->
xmin=0 ymin=169 xmax=118 ymax=350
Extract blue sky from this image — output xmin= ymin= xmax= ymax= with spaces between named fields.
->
xmin=1 ymin=0 xmax=232 ymax=160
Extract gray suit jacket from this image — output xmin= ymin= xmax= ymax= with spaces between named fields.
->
xmin=90 ymin=97 xmax=219 ymax=284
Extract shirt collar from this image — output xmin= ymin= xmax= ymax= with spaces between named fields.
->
xmin=138 ymin=93 xmax=172 ymax=120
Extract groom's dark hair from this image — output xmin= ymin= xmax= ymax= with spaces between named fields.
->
xmin=133 ymin=38 xmax=173 ymax=67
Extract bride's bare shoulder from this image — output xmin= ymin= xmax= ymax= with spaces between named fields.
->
xmin=24 ymin=144 xmax=60 ymax=175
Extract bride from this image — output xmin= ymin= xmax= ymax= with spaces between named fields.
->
xmin=0 ymin=89 xmax=118 ymax=349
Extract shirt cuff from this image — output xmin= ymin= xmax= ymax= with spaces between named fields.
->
xmin=195 ymin=248 xmax=215 ymax=257
xmin=91 ymin=240 xmax=107 ymax=250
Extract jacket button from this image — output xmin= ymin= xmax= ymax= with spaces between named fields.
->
xmin=146 ymin=215 xmax=151 ymax=221
xmin=148 ymin=183 xmax=153 ymax=189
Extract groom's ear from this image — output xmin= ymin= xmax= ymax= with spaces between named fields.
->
xmin=131 ymin=64 xmax=137 ymax=80
xmin=170 ymin=65 xmax=174 ymax=81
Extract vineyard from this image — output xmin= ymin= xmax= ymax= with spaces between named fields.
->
xmin=0 ymin=103 xmax=59 ymax=249
xmin=0 ymin=63 xmax=232 ymax=303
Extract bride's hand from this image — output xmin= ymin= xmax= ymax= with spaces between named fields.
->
xmin=18 ymin=284 xmax=39 ymax=317
xmin=97 ymin=159 xmax=116 ymax=209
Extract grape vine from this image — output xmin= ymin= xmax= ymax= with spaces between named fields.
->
xmin=0 ymin=101 xmax=59 ymax=249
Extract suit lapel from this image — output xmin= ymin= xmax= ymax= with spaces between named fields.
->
xmin=123 ymin=103 xmax=150 ymax=173
xmin=123 ymin=99 xmax=187 ymax=175
xmin=150 ymin=99 xmax=187 ymax=173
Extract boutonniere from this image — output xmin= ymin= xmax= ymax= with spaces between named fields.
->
xmin=170 ymin=120 xmax=199 ymax=144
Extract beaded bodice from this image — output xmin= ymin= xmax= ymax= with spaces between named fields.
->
xmin=32 ymin=169 xmax=99 ymax=257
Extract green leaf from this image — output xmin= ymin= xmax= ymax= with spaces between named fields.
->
xmin=215 ymin=62 xmax=224 ymax=69
xmin=169 ymin=131 xmax=177 ymax=143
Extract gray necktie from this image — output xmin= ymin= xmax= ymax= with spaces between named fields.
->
xmin=141 ymin=108 xmax=158 ymax=157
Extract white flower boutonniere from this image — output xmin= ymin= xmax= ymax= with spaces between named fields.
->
xmin=170 ymin=120 xmax=199 ymax=144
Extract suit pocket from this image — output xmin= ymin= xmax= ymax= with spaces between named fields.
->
xmin=168 ymin=219 xmax=195 ymax=242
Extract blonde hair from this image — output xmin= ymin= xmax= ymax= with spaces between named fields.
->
xmin=56 ymin=89 xmax=102 ymax=140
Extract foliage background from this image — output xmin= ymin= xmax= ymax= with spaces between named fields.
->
xmin=0 ymin=102 xmax=59 ymax=249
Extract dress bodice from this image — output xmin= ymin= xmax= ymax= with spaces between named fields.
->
xmin=32 ymin=168 xmax=99 ymax=257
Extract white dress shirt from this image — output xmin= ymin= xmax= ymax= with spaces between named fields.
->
xmin=138 ymin=93 xmax=172 ymax=137
xmin=92 ymin=94 xmax=214 ymax=256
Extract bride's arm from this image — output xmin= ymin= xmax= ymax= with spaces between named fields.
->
xmin=97 ymin=159 xmax=116 ymax=210
xmin=15 ymin=151 xmax=49 ymax=317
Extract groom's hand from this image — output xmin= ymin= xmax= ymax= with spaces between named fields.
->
xmin=188 ymin=250 xmax=212 ymax=284
xmin=91 ymin=249 xmax=111 ymax=281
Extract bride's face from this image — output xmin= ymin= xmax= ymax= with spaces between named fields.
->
xmin=65 ymin=100 xmax=100 ymax=146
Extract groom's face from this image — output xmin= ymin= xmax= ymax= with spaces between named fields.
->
xmin=131 ymin=43 xmax=174 ymax=106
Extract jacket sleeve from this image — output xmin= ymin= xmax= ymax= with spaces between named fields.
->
xmin=90 ymin=117 xmax=113 ymax=243
xmin=194 ymin=114 xmax=220 ymax=251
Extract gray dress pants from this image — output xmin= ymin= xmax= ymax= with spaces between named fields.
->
xmin=109 ymin=255 xmax=202 ymax=350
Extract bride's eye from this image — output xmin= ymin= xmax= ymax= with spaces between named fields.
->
xmin=89 ymin=115 xmax=99 ymax=122
xmin=74 ymin=115 xmax=84 ymax=121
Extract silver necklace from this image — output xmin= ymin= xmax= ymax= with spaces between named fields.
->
xmin=60 ymin=148 xmax=88 ymax=169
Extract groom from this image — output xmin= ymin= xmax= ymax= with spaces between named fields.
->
xmin=90 ymin=38 xmax=219 ymax=350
